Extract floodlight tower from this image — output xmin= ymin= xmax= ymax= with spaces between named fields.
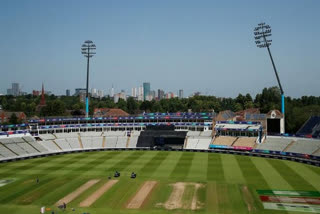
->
xmin=254 ymin=23 xmax=285 ymax=133
xmin=81 ymin=40 xmax=96 ymax=118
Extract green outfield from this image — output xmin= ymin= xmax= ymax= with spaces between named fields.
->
xmin=0 ymin=151 xmax=319 ymax=214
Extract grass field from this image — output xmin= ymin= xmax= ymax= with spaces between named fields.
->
xmin=0 ymin=150 xmax=319 ymax=214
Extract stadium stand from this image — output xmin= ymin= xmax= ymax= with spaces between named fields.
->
xmin=0 ymin=143 xmax=17 ymax=158
xmin=55 ymin=133 xmax=79 ymax=138
xmin=256 ymin=137 xmax=292 ymax=151
xmin=103 ymin=131 xmax=126 ymax=137
xmin=38 ymin=140 xmax=61 ymax=152
xmin=128 ymin=136 xmax=138 ymax=148
xmin=313 ymin=148 xmax=320 ymax=156
xmin=185 ymin=138 xmax=199 ymax=149
xmin=80 ymin=132 xmax=102 ymax=137
xmin=55 ymin=139 xmax=72 ymax=151
xmin=65 ymin=138 xmax=82 ymax=150
xmin=200 ymin=131 xmax=212 ymax=137
xmin=232 ymin=137 xmax=256 ymax=148
xmin=195 ymin=138 xmax=211 ymax=150
xmin=116 ymin=137 xmax=127 ymax=148
xmin=212 ymin=136 xmax=237 ymax=146
xmin=187 ymin=131 xmax=200 ymax=137
xmin=105 ymin=137 xmax=118 ymax=148
xmin=286 ymin=139 xmax=320 ymax=155
xmin=92 ymin=137 xmax=103 ymax=148
xmin=131 ymin=131 xmax=141 ymax=136
xmin=39 ymin=134 xmax=56 ymax=140
xmin=297 ymin=116 xmax=320 ymax=138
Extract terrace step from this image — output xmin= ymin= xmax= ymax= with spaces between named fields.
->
xmin=231 ymin=137 xmax=239 ymax=146
xmin=102 ymin=136 xmax=106 ymax=148
xmin=52 ymin=140 xmax=63 ymax=151
xmin=78 ymin=135 xmax=84 ymax=149
xmin=283 ymin=140 xmax=296 ymax=152
xmin=312 ymin=147 xmax=320 ymax=155
xmin=126 ymin=137 xmax=130 ymax=148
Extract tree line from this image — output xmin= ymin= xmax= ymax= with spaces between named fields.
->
xmin=1 ymin=86 xmax=320 ymax=134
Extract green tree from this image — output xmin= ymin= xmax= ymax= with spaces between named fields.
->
xmin=9 ymin=113 xmax=19 ymax=124
xmin=127 ymin=97 xmax=138 ymax=114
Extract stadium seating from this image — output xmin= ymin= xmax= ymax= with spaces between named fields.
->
xmin=39 ymin=140 xmax=61 ymax=152
xmin=55 ymin=133 xmax=79 ymax=138
xmin=313 ymin=148 xmax=320 ymax=157
xmin=131 ymin=131 xmax=141 ymax=136
xmin=128 ymin=136 xmax=138 ymax=148
xmin=39 ymin=134 xmax=56 ymax=140
xmin=65 ymin=138 xmax=82 ymax=150
xmin=16 ymin=141 xmax=39 ymax=154
xmin=212 ymin=136 xmax=237 ymax=146
xmin=187 ymin=131 xmax=200 ymax=137
xmin=103 ymin=131 xmax=126 ymax=137
xmin=286 ymin=139 xmax=320 ymax=155
xmin=116 ymin=137 xmax=127 ymax=148
xmin=105 ymin=137 xmax=118 ymax=148
xmin=200 ymin=131 xmax=212 ymax=137
xmin=91 ymin=137 xmax=103 ymax=148
xmin=297 ymin=116 xmax=320 ymax=138
xmin=256 ymin=137 xmax=292 ymax=151
xmin=54 ymin=139 xmax=72 ymax=151
xmin=1 ymin=130 xmax=320 ymax=162
xmin=185 ymin=138 xmax=199 ymax=149
xmin=232 ymin=137 xmax=256 ymax=147
xmin=195 ymin=138 xmax=211 ymax=150
xmin=0 ymin=143 xmax=17 ymax=158
xmin=80 ymin=132 xmax=102 ymax=137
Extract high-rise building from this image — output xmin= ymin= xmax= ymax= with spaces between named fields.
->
xmin=179 ymin=89 xmax=184 ymax=99
xmin=6 ymin=89 xmax=12 ymax=95
xmin=138 ymin=86 xmax=144 ymax=101
xmin=131 ymin=87 xmax=137 ymax=97
xmin=150 ymin=90 xmax=156 ymax=100
xmin=158 ymin=89 xmax=165 ymax=100
xmin=91 ymin=88 xmax=97 ymax=97
xmin=66 ymin=89 xmax=71 ymax=96
xmin=12 ymin=83 xmax=20 ymax=96
xmin=114 ymin=91 xmax=126 ymax=103
xmin=143 ymin=82 xmax=150 ymax=101
xmin=98 ymin=90 xmax=104 ymax=98
xmin=111 ymin=85 xmax=114 ymax=97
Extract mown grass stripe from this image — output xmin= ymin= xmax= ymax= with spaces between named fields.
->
xmin=169 ymin=152 xmax=195 ymax=180
xmin=235 ymin=156 xmax=269 ymax=188
xmin=235 ymin=156 xmax=273 ymax=212
xmin=267 ymin=159 xmax=316 ymax=191
xmin=284 ymin=161 xmax=320 ymax=191
xmin=221 ymin=154 xmax=245 ymax=184
xmin=187 ymin=152 xmax=208 ymax=181
xmin=207 ymin=153 xmax=224 ymax=181
xmin=251 ymin=157 xmax=292 ymax=190
xmin=0 ymin=177 xmax=54 ymax=204
xmin=139 ymin=151 xmax=170 ymax=177
xmin=152 ymin=152 xmax=182 ymax=179
xmin=106 ymin=151 xmax=145 ymax=173
xmin=206 ymin=182 xmax=218 ymax=213
xmin=18 ymin=152 xmax=123 ymax=205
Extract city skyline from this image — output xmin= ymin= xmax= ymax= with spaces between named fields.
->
xmin=0 ymin=0 xmax=320 ymax=98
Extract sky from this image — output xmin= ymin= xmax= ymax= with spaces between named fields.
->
xmin=0 ymin=0 xmax=319 ymax=98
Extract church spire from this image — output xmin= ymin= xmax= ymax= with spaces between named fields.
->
xmin=40 ymin=83 xmax=46 ymax=106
